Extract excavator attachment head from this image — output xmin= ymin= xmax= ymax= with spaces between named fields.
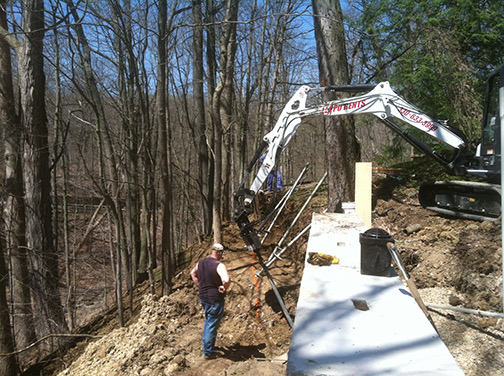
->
xmin=233 ymin=191 xmax=262 ymax=252
xmin=235 ymin=213 xmax=262 ymax=252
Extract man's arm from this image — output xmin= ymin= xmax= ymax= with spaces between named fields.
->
xmin=190 ymin=263 xmax=199 ymax=286
xmin=217 ymin=263 xmax=231 ymax=293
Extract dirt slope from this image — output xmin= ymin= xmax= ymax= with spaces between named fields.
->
xmin=48 ymin=182 xmax=504 ymax=376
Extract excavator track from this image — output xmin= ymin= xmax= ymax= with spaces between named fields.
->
xmin=419 ymin=181 xmax=501 ymax=221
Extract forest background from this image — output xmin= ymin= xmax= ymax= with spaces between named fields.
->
xmin=0 ymin=0 xmax=503 ymax=374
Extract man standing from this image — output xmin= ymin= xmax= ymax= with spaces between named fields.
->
xmin=258 ymin=153 xmax=283 ymax=191
xmin=191 ymin=243 xmax=231 ymax=358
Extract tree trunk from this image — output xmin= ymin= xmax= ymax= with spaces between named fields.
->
xmin=110 ymin=0 xmax=144 ymax=288
xmin=192 ymin=0 xmax=212 ymax=236
xmin=20 ymin=0 xmax=68 ymax=343
xmin=0 ymin=241 xmax=17 ymax=375
xmin=158 ymin=0 xmax=171 ymax=295
xmin=312 ymin=0 xmax=360 ymax=212
xmin=0 ymin=4 xmax=24 ymax=372
xmin=159 ymin=0 xmax=178 ymax=295
xmin=211 ymin=0 xmax=239 ymax=243
xmin=219 ymin=28 xmax=237 ymax=223
xmin=205 ymin=0 xmax=216 ymax=233
xmin=0 ymin=2 xmax=37 ymax=354
xmin=49 ymin=4 xmax=75 ymax=330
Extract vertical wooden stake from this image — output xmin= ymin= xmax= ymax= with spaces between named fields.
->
xmin=355 ymin=162 xmax=372 ymax=228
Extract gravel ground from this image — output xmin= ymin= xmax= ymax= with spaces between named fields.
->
xmin=419 ymin=287 xmax=504 ymax=376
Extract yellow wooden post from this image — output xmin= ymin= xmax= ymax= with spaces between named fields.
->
xmin=355 ymin=162 xmax=372 ymax=227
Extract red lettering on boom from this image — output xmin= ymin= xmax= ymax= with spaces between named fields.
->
xmin=322 ymin=100 xmax=366 ymax=115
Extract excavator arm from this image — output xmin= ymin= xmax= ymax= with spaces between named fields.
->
xmin=234 ymin=80 xmax=500 ymax=251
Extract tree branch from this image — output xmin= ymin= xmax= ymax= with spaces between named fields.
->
xmin=0 ymin=333 xmax=103 ymax=357
xmin=0 ymin=24 xmax=20 ymax=52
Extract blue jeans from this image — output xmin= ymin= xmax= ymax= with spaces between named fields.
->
xmin=200 ymin=299 xmax=225 ymax=355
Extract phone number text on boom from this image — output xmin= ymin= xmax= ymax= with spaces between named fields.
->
xmin=399 ymin=107 xmax=438 ymax=132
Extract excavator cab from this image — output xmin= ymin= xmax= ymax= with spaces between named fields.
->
xmin=479 ymin=65 xmax=502 ymax=173
xmin=419 ymin=64 xmax=503 ymax=221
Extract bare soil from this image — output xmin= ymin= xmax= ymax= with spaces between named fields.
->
xmin=40 ymin=179 xmax=504 ymax=376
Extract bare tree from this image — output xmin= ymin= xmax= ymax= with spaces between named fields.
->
xmin=64 ymin=0 xmax=129 ymax=326
xmin=312 ymin=0 xmax=360 ymax=212
xmin=211 ymin=0 xmax=239 ymax=243
xmin=158 ymin=0 xmax=181 ymax=295
xmin=0 ymin=0 xmax=38 ymax=354
xmin=158 ymin=0 xmax=171 ymax=295
xmin=192 ymin=0 xmax=212 ymax=236
xmin=0 ymin=3 xmax=20 ymax=374
xmin=18 ymin=0 xmax=68 ymax=343
xmin=108 ymin=0 xmax=150 ymax=286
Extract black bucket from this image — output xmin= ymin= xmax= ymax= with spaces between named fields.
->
xmin=359 ymin=228 xmax=394 ymax=277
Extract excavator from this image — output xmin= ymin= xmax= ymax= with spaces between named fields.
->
xmin=234 ymin=64 xmax=503 ymax=252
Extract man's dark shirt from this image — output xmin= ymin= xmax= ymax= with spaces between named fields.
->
xmin=198 ymin=257 xmax=223 ymax=304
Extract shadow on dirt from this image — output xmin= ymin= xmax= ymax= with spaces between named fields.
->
xmin=217 ymin=343 xmax=267 ymax=361
xmin=265 ymin=283 xmax=300 ymax=314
